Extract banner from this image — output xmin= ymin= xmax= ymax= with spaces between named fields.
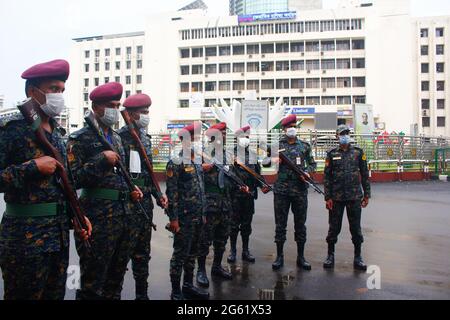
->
xmin=353 ymin=104 xmax=375 ymax=134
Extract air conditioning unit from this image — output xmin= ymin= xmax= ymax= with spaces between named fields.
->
xmin=249 ymin=54 xmax=253 ymax=58
xmin=262 ymin=72 xmax=266 ymax=75
xmin=422 ymin=109 xmax=430 ymax=116
xmin=322 ymin=88 xmax=327 ymax=92
xmin=241 ymin=72 xmax=245 ymax=76
xmin=299 ymin=89 xmax=303 ymax=93
xmin=262 ymin=54 xmax=266 ymax=58
xmin=238 ymin=90 xmax=242 ymax=94
xmin=205 ymin=57 xmax=209 ymax=61
xmin=322 ymin=70 xmax=327 ymax=74
xmin=321 ymin=51 xmax=324 ymax=56
xmin=307 ymin=70 xmax=311 ymax=74
xmin=301 ymin=52 xmax=305 ymax=56
xmin=256 ymin=90 xmax=260 ymax=93
xmin=205 ymin=74 xmax=209 ymax=78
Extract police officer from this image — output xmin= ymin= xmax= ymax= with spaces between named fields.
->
xmin=118 ymin=93 xmax=168 ymax=300
xmin=265 ymin=114 xmax=317 ymax=271
xmin=0 ymin=59 xmax=91 ymax=300
xmin=323 ymin=125 xmax=371 ymax=271
xmin=166 ymin=122 xmax=209 ymax=300
xmin=67 ymin=82 xmax=143 ymax=300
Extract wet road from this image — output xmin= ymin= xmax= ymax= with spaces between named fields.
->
xmin=1 ymin=181 xmax=449 ymax=300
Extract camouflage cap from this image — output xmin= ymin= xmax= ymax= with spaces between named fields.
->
xmin=336 ymin=124 xmax=351 ymax=135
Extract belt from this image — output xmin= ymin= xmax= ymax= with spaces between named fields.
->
xmin=81 ymin=188 xmax=130 ymax=201
xmin=205 ymin=185 xmax=225 ymax=194
xmin=5 ymin=202 xmax=65 ymax=218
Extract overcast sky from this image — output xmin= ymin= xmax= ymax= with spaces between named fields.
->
xmin=1 ymin=0 xmax=450 ymax=107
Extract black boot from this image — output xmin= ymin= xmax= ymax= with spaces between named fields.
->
xmin=196 ymin=256 xmax=210 ymax=288
xmin=353 ymin=244 xmax=367 ymax=271
xmin=211 ymin=252 xmax=233 ymax=280
xmin=323 ymin=243 xmax=335 ymax=269
xmin=182 ymin=273 xmax=210 ymax=300
xmin=227 ymin=234 xmax=237 ymax=263
xmin=272 ymin=242 xmax=284 ymax=271
xmin=135 ymin=279 xmax=149 ymax=301
xmin=242 ymin=235 xmax=256 ymax=263
xmin=296 ymin=242 xmax=311 ymax=271
xmin=170 ymin=280 xmax=184 ymax=300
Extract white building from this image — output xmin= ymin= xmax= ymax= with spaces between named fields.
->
xmin=0 ymin=95 xmax=4 ymax=109
xmin=66 ymin=0 xmax=448 ymax=135
xmin=0 ymin=107 xmax=19 ymax=120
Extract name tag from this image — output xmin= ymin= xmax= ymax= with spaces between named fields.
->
xmin=130 ymin=150 xmax=142 ymax=174
xmin=333 ymin=157 xmax=342 ymax=161
xmin=296 ymin=157 xmax=302 ymax=165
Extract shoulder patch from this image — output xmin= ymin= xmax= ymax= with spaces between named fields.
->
xmin=362 ymin=153 xmax=367 ymax=161
xmin=0 ymin=113 xmax=24 ymax=128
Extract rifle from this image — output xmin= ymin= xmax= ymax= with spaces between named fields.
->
xmin=18 ymin=99 xmax=92 ymax=253
xmin=84 ymin=111 xmax=156 ymax=230
xmin=278 ymin=149 xmax=325 ymax=196
xmin=232 ymin=153 xmax=272 ymax=194
xmin=120 ymin=109 xmax=164 ymax=203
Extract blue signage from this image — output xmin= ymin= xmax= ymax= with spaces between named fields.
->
xmin=238 ymin=11 xmax=297 ymax=23
xmin=167 ymin=124 xmax=187 ymax=130
xmin=285 ymin=107 xmax=316 ymax=115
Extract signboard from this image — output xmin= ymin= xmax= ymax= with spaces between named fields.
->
xmin=189 ymin=93 xmax=204 ymax=108
xmin=353 ymin=104 xmax=375 ymax=134
xmin=200 ymin=108 xmax=216 ymax=120
xmin=238 ymin=11 xmax=296 ymax=24
xmin=241 ymin=100 xmax=269 ymax=131
xmin=285 ymin=107 xmax=315 ymax=115
xmin=167 ymin=123 xmax=187 ymax=130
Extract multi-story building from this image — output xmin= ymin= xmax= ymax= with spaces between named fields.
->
xmin=413 ymin=16 xmax=450 ymax=137
xmin=0 ymin=107 xmax=19 ymax=120
xmin=230 ymin=0 xmax=322 ymax=16
xmin=0 ymin=95 xmax=4 ymax=109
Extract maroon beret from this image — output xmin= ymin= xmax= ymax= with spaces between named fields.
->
xmin=281 ymin=114 xmax=297 ymax=128
xmin=235 ymin=125 xmax=251 ymax=136
xmin=178 ymin=122 xmax=202 ymax=137
xmin=89 ymin=82 xmax=123 ymax=103
xmin=123 ymin=93 xmax=152 ymax=109
xmin=206 ymin=122 xmax=227 ymax=136
xmin=21 ymin=59 xmax=70 ymax=81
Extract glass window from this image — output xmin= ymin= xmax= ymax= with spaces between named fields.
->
xmin=219 ymin=81 xmax=231 ymax=91
xmin=116 ymin=48 xmax=121 ymax=55
xmin=276 ymin=43 xmax=289 ymax=53
xmin=322 ymin=78 xmax=336 ymax=88
xmin=352 ymin=39 xmax=365 ymax=50
xmin=247 ymin=80 xmax=259 ymax=90
xmin=420 ymin=28 xmax=428 ymax=38
xmin=352 ymin=58 xmax=365 ymax=69
xmin=247 ymin=62 xmax=260 ymax=72
xmin=261 ymin=61 xmax=274 ymax=72
xmin=421 ymin=45 xmax=428 ymax=56
xmin=437 ymin=81 xmax=445 ymax=91
xmin=192 ymin=65 xmax=203 ymax=74
xmin=291 ymin=60 xmax=304 ymax=71
xmin=233 ymin=63 xmax=245 ymax=73
xmin=291 ymin=79 xmax=304 ymax=89
xmin=337 ymin=77 xmax=351 ymax=88
xmin=306 ymin=78 xmax=320 ymax=89
xmin=291 ymin=42 xmax=304 ymax=53
xmin=422 ymin=117 xmax=430 ymax=127
xmin=261 ymin=80 xmax=274 ymax=90
xmin=437 ymin=117 xmax=446 ymax=127
xmin=436 ymin=28 xmax=444 ymax=37
xmin=337 ymin=59 xmax=351 ymax=69
xmin=191 ymin=82 xmax=203 ymax=92
xmin=305 ymin=41 xmax=319 ymax=52
xmin=179 ymin=100 xmax=189 ymax=108
xmin=233 ymin=81 xmax=245 ymax=91
xmin=276 ymin=61 xmax=290 ymax=71
xmin=233 ymin=45 xmax=245 ymax=55
xmin=436 ymin=45 xmax=444 ymax=55
xmin=336 ymin=40 xmax=350 ymax=51
xmin=421 ymin=99 xmax=430 ymax=109
xmin=137 ymin=46 xmax=143 ymax=54
xmin=437 ymin=99 xmax=445 ymax=109
xmin=247 ymin=44 xmax=259 ymax=54
xmin=181 ymin=49 xmax=190 ymax=58
xmin=436 ymin=63 xmax=444 ymax=73
xmin=421 ymin=81 xmax=429 ymax=91
xmin=126 ymin=76 xmax=131 ymax=84
xmin=305 ymin=60 xmax=320 ymax=70
xmin=206 ymin=64 xmax=217 ymax=74
xmin=181 ymin=66 xmax=189 ymax=75
xmin=205 ymin=82 xmax=216 ymax=92
xmin=126 ymin=47 xmax=132 ymax=55
xmin=180 ymin=83 xmax=189 ymax=92
xmin=219 ymin=46 xmax=231 ymax=56
xmin=137 ymin=60 xmax=143 ymax=69
xmin=95 ymin=63 xmax=99 ymax=72
xmin=337 ymin=96 xmax=351 ymax=105
xmin=206 ymin=47 xmax=217 ymax=57
xmin=85 ymin=51 xmax=90 ymax=58
xmin=136 ymin=75 xmax=142 ymax=84
xmin=84 ymin=79 xmax=89 ymax=87
xmin=192 ymin=48 xmax=203 ymax=57
xmin=421 ymin=63 xmax=429 ymax=73
xmin=321 ymin=59 xmax=335 ymax=70
xmin=276 ymin=79 xmax=290 ymax=89
xmin=105 ymin=49 xmax=110 ymax=56
xmin=321 ymin=41 xmax=335 ymax=51
xmin=353 ymin=77 xmax=365 ymax=87
xmin=261 ymin=44 xmax=274 ymax=54
xmin=219 ymin=64 xmax=231 ymax=73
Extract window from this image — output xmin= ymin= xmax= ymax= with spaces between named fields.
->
xmin=219 ymin=46 xmax=231 ymax=56
xmin=219 ymin=64 xmax=230 ymax=73
xmin=126 ymin=61 xmax=131 ymax=69
xmin=322 ymin=97 xmax=336 ymax=105
xmin=261 ymin=44 xmax=274 ymax=54
xmin=421 ymin=45 xmax=428 ymax=56
xmin=247 ymin=62 xmax=259 ymax=72
xmin=104 ymin=77 xmax=109 ymax=84
xmin=422 ymin=117 xmax=430 ymax=127
xmin=352 ymin=39 xmax=365 ymax=50
xmin=136 ymin=75 xmax=142 ymax=84
xmin=233 ymin=63 xmax=245 ymax=73
xmin=261 ymin=80 xmax=274 ymax=90
xmin=205 ymin=47 xmax=217 ymax=57
xmin=180 ymin=83 xmax=189 ymax=93
xmin=420 ymin=28 xmax=428 ymax=38
xmin=85 ymin=51 xmax=90 ymax=58
xmin=337 ymin=59 xmax=351 ymax=69
xmin=181 ymin=66 xmax=189 ymax=75
xmin=180 ymin=100 xmax=189 ymax=108
xmin=337 ymin=96 xmax=351 ymax=105
xmin=247 ymin=44 xmax=259 ymax=54
xmin=276 ymin=61 xmax=290 ymax=71
xmin=105 ymin=49 xmax=110 ymax=56
xmin=136 ymin=90 xmax=142 ymax=94
xmin=421 ymin=63 xmax=429 ymax=73
xmin=291 ymin=42 xmax=304 ymax=53
xmin=437 ymin=117 xmax=446 ymax=127
xmin=126 ymin=76 xmax=131 ymax=85
xmin=95 ymin=63 xmax=99 ymax=72
xmin=353 ymin=96 xmax=366 ymax=104
xmin=84 ymin=79 xmax=89 ymax=87
xmin=191 ymin=82 xmax=203 ymax=92
xmin=181 ymin=49 xmax=190 ymax=58
xmin=105 ymin=62 xmax=110 ymax=71
xmin=84 ymin=64 xmax=89 ymax=72
xmin=116 ymin=48 xmax=121 ymax=55
xmin=247 ymin=80 xmax=259 ymax=90
xmin=137 ymin=46 xmax=143 ymax=54
xmin=95 ymin=50 xmax=100 ymax=57
xmin=437 ymin=99 xmax=445 ymax=109
xmin=436 ymin=28 xmax=444 ymax=37
xmin=437 ymin=81 xmax=445 ymax=91
xmin=83 ymin=93 xmax=89 ymax=102
xmin=192 ymin=65 xmax=203 ymax=75
xmin=436 ymin=45 xmax=444 ymax=55
xmin=291 ymin=60 xmax=304 ymax=71
xmin=291 ymin=79 xmax=304 ymax=89
xmin=305 ymin=41 xmax=319 ymax=52
xmin=352 ymin=58 xmax=365 ymax=69
xmin=94 ymin=78 xmax=99 ymax=86
xmin=126 ymin=91 xmax=131 ymax=98
xmin=126 ymin=47 xmax=132 ymax=55
xmin=206 ymin=64 xmax=217 ymax=74
xmin=205 ymin=82 xmax=216 ymax=91
xmin=421 ymin=81 xmax=429 ymax=91
xmin=233 ymin=45 xmax=245 ymax=55
xmin=321 ymin=59 xmax=335 ymax=70
xmin=336 ymin=40 xmax=350 ymax=51
xmin=115 ymin=76 xmax=120 ymax=83
xmin=337 ymin=77 xmax=351 ymax=88
xmin=233 ymin=81 xmax=245 ymax=91
xmin=276 ymin=79 xmax=290 ymax=89
xmin=192 ymin=48 xmax=203 ymax=57
xmin=322 ymin=78 xmax=336 ymax=88
xmin=422 ymin=99 xmax=430 ymax=109
xmin=219 ymin=81 xmax=230 ymax=91
xmin=291 ymin=97 xmax=304 ymax=106
xmin=276 ymin=43 xmax=289 ymax=53
xmin=306 ymin=96 xmax=320 ymax=105
xmin=261 ymin=61 xmax=274 ymax=72
xmin=306 ymin=78 xmax=320 ymax=89
xmin=437 ymin=63 xmax=444 ymax=73
xmin=306 ymin=60 xmax=320 ymax=70
xmin=205 ymin=99 xmax=217 ymax=108
xmin=115 ymin=62 xmax=120 ymax=70
xmin=137 ymin=60 xmax=143 ymax=69
xmin=321 ymin=41 xmax=335 ymax=51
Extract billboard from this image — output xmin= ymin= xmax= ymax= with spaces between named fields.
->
xmin=238 ymin=11 xmax=296 ymax=24
xmin=241 ymin=100 xmax=269 ymax=131
xmin=353 ymin=104 xmax=375 ymax=134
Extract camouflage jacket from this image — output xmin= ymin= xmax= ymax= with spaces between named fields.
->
xmin=165 ymin=154 xmax=205 ymax=221
xmin=67 ymin=126 xmax=133 ymax=218
xmin=323 ymin=145 xmax=371 ymax=201
xmin=0 ymin=113 xmax=70 ymax=254
xmin=118 ymin=126 xmax=162 ymax=212
xmin=232 ymin=146 xmax=261 ymax=200
xmin=273 ymin=136 xmax=317 ymax=195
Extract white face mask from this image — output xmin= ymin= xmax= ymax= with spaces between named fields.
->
xmin=99 ymin=108 xmax=119 ymax=127
xmin=136 ymin=114 xmax=150 ymax=129
xmin=36 ymin=89 xmax=66 ymax=118
xmin=238 ymin=137 xmax=250 ymax=148
xmin=286 ymin=127 xmax=297 ymax=138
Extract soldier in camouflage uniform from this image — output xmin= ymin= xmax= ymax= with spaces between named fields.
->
xmin=166 ymin=122 xmax=209 ymax=300
xmin=0 ymin=59 xmax=91 ymax=300
xmin=196 ymin=122 xmax=249 ymax=287
xmin=264 ymin=114 xmax=317 ymax=271
xmin=118 ymin=93 xmax=168 ymax=300
xmin=67 ymin=82 xmax=143 ymax=300
xmin=323 ymin=125 xmax=371 ymax=271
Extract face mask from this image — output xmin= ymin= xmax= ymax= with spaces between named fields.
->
xmin=136 ymin=114 xmax=150 ymax=129
xmin=36 ymin=89 xmax=65 ymax=117
xmin=339 ymin=135 xmax=351 ymax=145
xmin=238 ymin=137 xmax=250 ymax=148
xmin=99 ymin=108 xmax=119 ymax=127
xmin=286 ymin=127 xmax=297 ymax=138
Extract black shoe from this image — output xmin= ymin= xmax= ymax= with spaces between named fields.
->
xmin=227 ymin=250 xmax=237 ymax=264
xmin=323 ymin=254 xmax=335 ymax=269
xmin=170 ymin=291 xmax=184 ymax=300
xmin=196 ymin=270 xmax=210 ymax=288
xmin=354 ymin=256 xmax=367 ymax=271
xmin=211 ymin=265 xmax=233 ymax=280
xmin=272 ymin=255 xmax=284 ymax=271
xmin=182 ymin=283 xmax=210 ymax=300
xmin=242 ymin=250 xmax=256 ymax=263
xmin=297 ymin=257 xmax=312 ymax=271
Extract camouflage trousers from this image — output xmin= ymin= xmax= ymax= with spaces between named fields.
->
xmin=131 ymin=212 xmax=153 ymax=285
xmin=326 ymin=200 xmax=364 ymax=245
xmin=170 ymin=214 xmax=203 ymax=283
xmin=75 ymin=214 xmax=140 ymax=300
xmin=230 ymin=196 xmax=255 ymax=238
xmin=274 ymin=192 xmax=308 ymax=244
xmin=198 ymin=210 xmax=230 ymax=258
xmin=0 ymin=248 xmax=69 ymax=300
